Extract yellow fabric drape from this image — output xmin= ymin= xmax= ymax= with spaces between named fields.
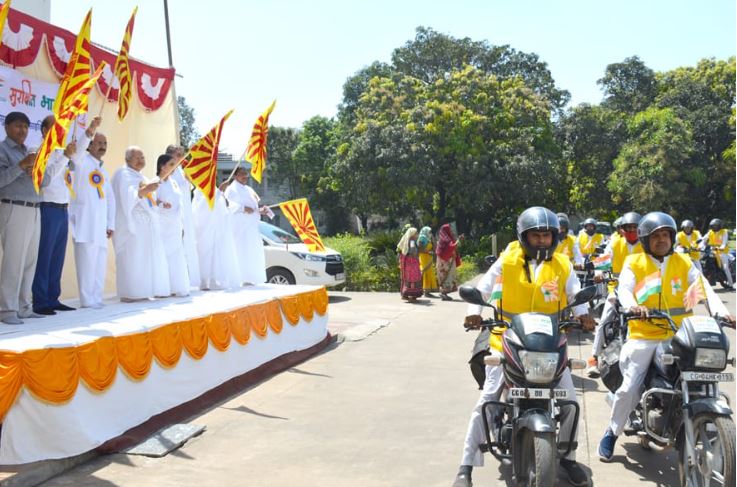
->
xmin=0 ymin=288 xmax=327 ymax=422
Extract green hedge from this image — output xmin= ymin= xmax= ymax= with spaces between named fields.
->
xmin=324 ymin=233 xmax=479 ymax=291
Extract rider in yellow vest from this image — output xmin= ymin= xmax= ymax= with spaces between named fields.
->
xmin=577 ymin=217 xmax=604 ymax=257
xmin=610 ymin=217 xmax=623 ymax=246
xmin=454 ymin=207 xmax=594 ymax=487
xmin=598 ymin=212 xmax=733 ymax=461
xmin=586 ymin=212 xmax=644 ymax=378
xmin=556 ymin=213 xmax=583 ymax=269
xmin=703 ymin=218 xmax=733 ymax=290
xmin=675 ymin=219 xmax=702 ymax=272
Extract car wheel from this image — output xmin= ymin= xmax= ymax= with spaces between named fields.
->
xmin=266 ymin=268 xmax=295 ymax=285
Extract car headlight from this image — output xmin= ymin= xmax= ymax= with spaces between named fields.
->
xmin=694 ymin=348 xmax=726 ymax=370
xmin=290 ymin=252 xmax=327 ymax=262
xmin=518 ymin=351 xmax=559 ymax=384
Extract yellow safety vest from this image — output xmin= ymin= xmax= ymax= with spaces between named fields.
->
xmin=676 ymin=230 xmax=701 ymax=262
xmin=626 ymin=252 xmax=693 ymax=341
xmin=612 ymin=239 xmax=644 ymax=275
xmin=556 ymin=235 xmax=576 ymax=262
xmin=578 ymin=232 xmax=604 ymax=256
xmin=705 ymin=229 xmax=729 ymax=266
xmin=489 ymin=247 xmax=571 ymax=351
xmin=611 ymin=232 xmax=622 ymax=245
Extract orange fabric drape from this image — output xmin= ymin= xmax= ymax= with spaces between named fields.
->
xmin=0 ymin=288 xmax=327 ymax=422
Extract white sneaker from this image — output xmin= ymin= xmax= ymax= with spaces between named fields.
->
xmin=1 ymin=315 xmax=23 ymax=325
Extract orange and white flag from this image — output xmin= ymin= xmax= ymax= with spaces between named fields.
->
xmin=683 ymin=276 xmax=707 ymax=312
xmin=245 ymin=100 xmax=276 ymax=183
xmin=278 ymin=198 xmax=325 ymax=252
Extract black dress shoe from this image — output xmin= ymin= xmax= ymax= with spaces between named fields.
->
xmin=53 ymin=303 xmax=76 ymax=311
xmin=34 ymin=308 xmax=57 ymax=316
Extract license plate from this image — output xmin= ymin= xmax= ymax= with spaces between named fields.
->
xmin=681 ymin=372 xmax=734 ymax=382
xmin=335 ymin=273 xmax=345 ymax=281
xmin=509 ymin=388 xmax=570 ymax=399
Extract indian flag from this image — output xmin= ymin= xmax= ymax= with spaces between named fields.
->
xmin=488 ymin=276 xmax=502 ymax=303
xmin=592 ymin=253 xmax=612 ymax=270
xmin=635 ymin=271 xmax=662 ymax=304
xmin=541 ymin=277 xmax=559 ymax=302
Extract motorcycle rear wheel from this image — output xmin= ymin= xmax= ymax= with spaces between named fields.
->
xmin=678 ymin=413 xmax=735 ymax=487
xmin=518 ymin=430 xmax=556 ymax=487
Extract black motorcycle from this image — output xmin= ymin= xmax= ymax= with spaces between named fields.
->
xmin=700 ymin=244 xmax=732 ymax=289
xmin=459 ymin=284 xmax=596 ymax=486
xmin=600 ymin=310 xmax=735 ymax=486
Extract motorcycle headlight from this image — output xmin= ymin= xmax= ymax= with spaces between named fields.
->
xmin=518 ymin=351 xmax=559 ymax=384
xmin=694 ymin=348 xmax=726 ymax=370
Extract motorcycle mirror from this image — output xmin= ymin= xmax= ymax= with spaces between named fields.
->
xmin=459 ymin=286 xmax=490 ymax=307
xmin=484 ymin=255 xmax=497 ymax=267
xmin=566 ymin=285 xmax=598 ymax=308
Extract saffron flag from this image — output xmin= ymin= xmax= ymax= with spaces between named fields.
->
xmin=113 ymin=6 xmax=137 ymax=121
xmin=245 ymin=100 xmax=276 ymax=183
xmin=541 ymin=277 xmax=560 ymax=302
xmin=592 ymin=253 xmax=612 ymax=271
xmin=33 ymin=63 xmax=106 ymax=192
xmin=634 ymin=271 xmax=662 ymax=304
xmin=488 ymin=276 xmax=503 ymax=303
xmin=0 ymin=1 xmax=11 ymax=42
xmin=182 ymin=110 xmax=234 ymax=209
xmin=278 ymin=198 xmax=325 ymax=252
xmin=53 ymin=9 xmax=92 ymax=114
xmin=683 ymin=276 xmax=707 ymax=311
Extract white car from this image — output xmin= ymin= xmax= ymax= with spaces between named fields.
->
xmin=260 ymin=221 xmax=346 ymax=287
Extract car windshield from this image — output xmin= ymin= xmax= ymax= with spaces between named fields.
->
xmin=259 ymin=222 xmax=302 ymax=244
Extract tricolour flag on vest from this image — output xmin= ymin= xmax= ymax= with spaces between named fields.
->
xmin=541 ymin=277 xmax=559 ymax=302
xmin=488 ymin=276 xmax=502 ymax=303
xmin=592 ymin=253 xmax=612 ymax=271
xmin=683 ymin=276 xmax=706 ymax=311
xmin=182 ymin=110 xmax=233 ymax=209
xmin=245 ymin=100 xmax=276 ymax=183
xmin=278 ymin=198 xmax=325 ymax=252
xmin=113 ymin=6 xmax=137 ymax=121
xmin=635 ymin=271 xmax=662 ymax=304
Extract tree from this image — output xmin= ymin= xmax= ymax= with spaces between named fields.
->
xmin=598 ymin=56 xmax=657 ymax=114
xmin=266 ymin=126 xmax=301 ymax=198
xmin=177 ymin=96 xmax=199 ymax=148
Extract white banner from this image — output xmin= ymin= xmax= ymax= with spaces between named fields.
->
xmin=0 ymin=65 xmax=87 ymax=149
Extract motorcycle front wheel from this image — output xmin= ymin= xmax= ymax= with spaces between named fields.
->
xmin=678 ymin=413 xmax=735 ymax=487
xmin=518 ymin=430 xmax=556 ymax=487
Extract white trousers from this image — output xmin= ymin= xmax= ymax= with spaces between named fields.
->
xmin=0 ymin=203 xmax=40 ymax=318
xmin=460 ymin=364 xmax=578 ymax=466
xmin=608 ymin=338 xmax=661 ymax=435
xmin=74 ymin=241 xmax=107 ymax=307
xmin=592 ymin=292 xmax=618 ymax=357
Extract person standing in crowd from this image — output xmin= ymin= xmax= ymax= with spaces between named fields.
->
xmin=31 ymin=115 xmax=98 ymax=315
xmin=577 ymin=217 xmax=604 ymax=257
xmin=436 ymin=223 xmax=463 ymax=301
xmin=703 ymin=218 xmax=733 ymax=290
xmin=0 ymin=112 xmax=54 ymax=324
xmin=165 ymin=144 xmax=199 ymax=289
xmin=417 ymin=226 xmax=438 ymax=297
xmin=224 ymin=167 xmax=268 ymax=286
xmin=110 ymin=147 xmax=169 ymax=301
xmin=155 ymin=154 xmax=190 ymax=297
xmin=397 ymin=226 xmax=423 ymax=301
xmin=192 ymin=184 xmax=241 ymax=290
xmin=675 ymin=219 xmax=702 ymax=272
xmin=69 ymin=131 xmax=115 ymax=309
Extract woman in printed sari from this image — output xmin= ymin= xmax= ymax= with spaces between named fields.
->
xmin=397 ymin=227 xmax=423 ymax=301
xmin=436 ymin=223 xmax=463 ymax=301
xmin=417 ymin=226 xmax=438 ymax=297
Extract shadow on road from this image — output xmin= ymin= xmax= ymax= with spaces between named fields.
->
xmin=328 ymin=295 xmax=352 ymax=303
xmin=607 ymin=442 xmax=680 ymax=486
xmin=219 ymin=405 xmax=289 ymax=420
xmin=287 ymin=367 xmax=333 ymax=378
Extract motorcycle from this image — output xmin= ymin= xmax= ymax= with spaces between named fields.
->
xmin=601 ymin=309 xmax=735 ymax=487
xmin=459 ymin=284 xmax=596 ymax=486
xmin=700 ymin=244 xmax=732 ymax=289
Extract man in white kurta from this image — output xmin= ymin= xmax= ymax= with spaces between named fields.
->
xmin=111 ymin=147 xmax=169 ymax=301
xmin=192 ymin=186 xmax=241 ymax=290
xmin=68 ymin=131 xmax=115 ymax=309
xmin=224 ymin=168 xmax=267 ymax=285
xmin=166 ymin=144 xmax=200 ymax=288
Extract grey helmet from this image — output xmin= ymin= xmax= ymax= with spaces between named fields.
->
xmin=517 ymin=207 xmax=560 ymax=261
xmin=638 ymin=212 xmax=677 ymax=256
xmin=620 ymin=212 xmax=642 ymax=227
xmin=556 ymin=212 xmax=570 ymax=240
xmin=582 ymin=217 xmax=597 ymax=235
xmin=613 ymin=217 xmax=623 ymax=229
xmin=709 ymin=218 xmax=723 ymax=231
xmin=681 ymin=220 xmax=695 ymax=232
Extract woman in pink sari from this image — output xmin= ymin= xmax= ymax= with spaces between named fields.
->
xmin=397 ymin=227 xmax=423 ymax=301
xmin=436 ymin=224 xmax=463 ymax=301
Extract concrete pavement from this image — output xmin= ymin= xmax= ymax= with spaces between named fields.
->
xmin=40 ymin=285 xmax=736 ymax=487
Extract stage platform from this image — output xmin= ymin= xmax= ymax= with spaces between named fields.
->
xmin=0 ymin=284 xmax=329 ymax=465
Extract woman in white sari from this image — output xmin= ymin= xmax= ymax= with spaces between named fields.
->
xmin=155 ymin=154 xmax=190 ymax=296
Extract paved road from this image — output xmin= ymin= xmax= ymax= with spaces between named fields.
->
xmin=42 ymin=285 xmax=735 ymax=487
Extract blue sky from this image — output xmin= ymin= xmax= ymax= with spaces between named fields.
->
xmin=52 ymin=0 xmax=736 ymax=154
